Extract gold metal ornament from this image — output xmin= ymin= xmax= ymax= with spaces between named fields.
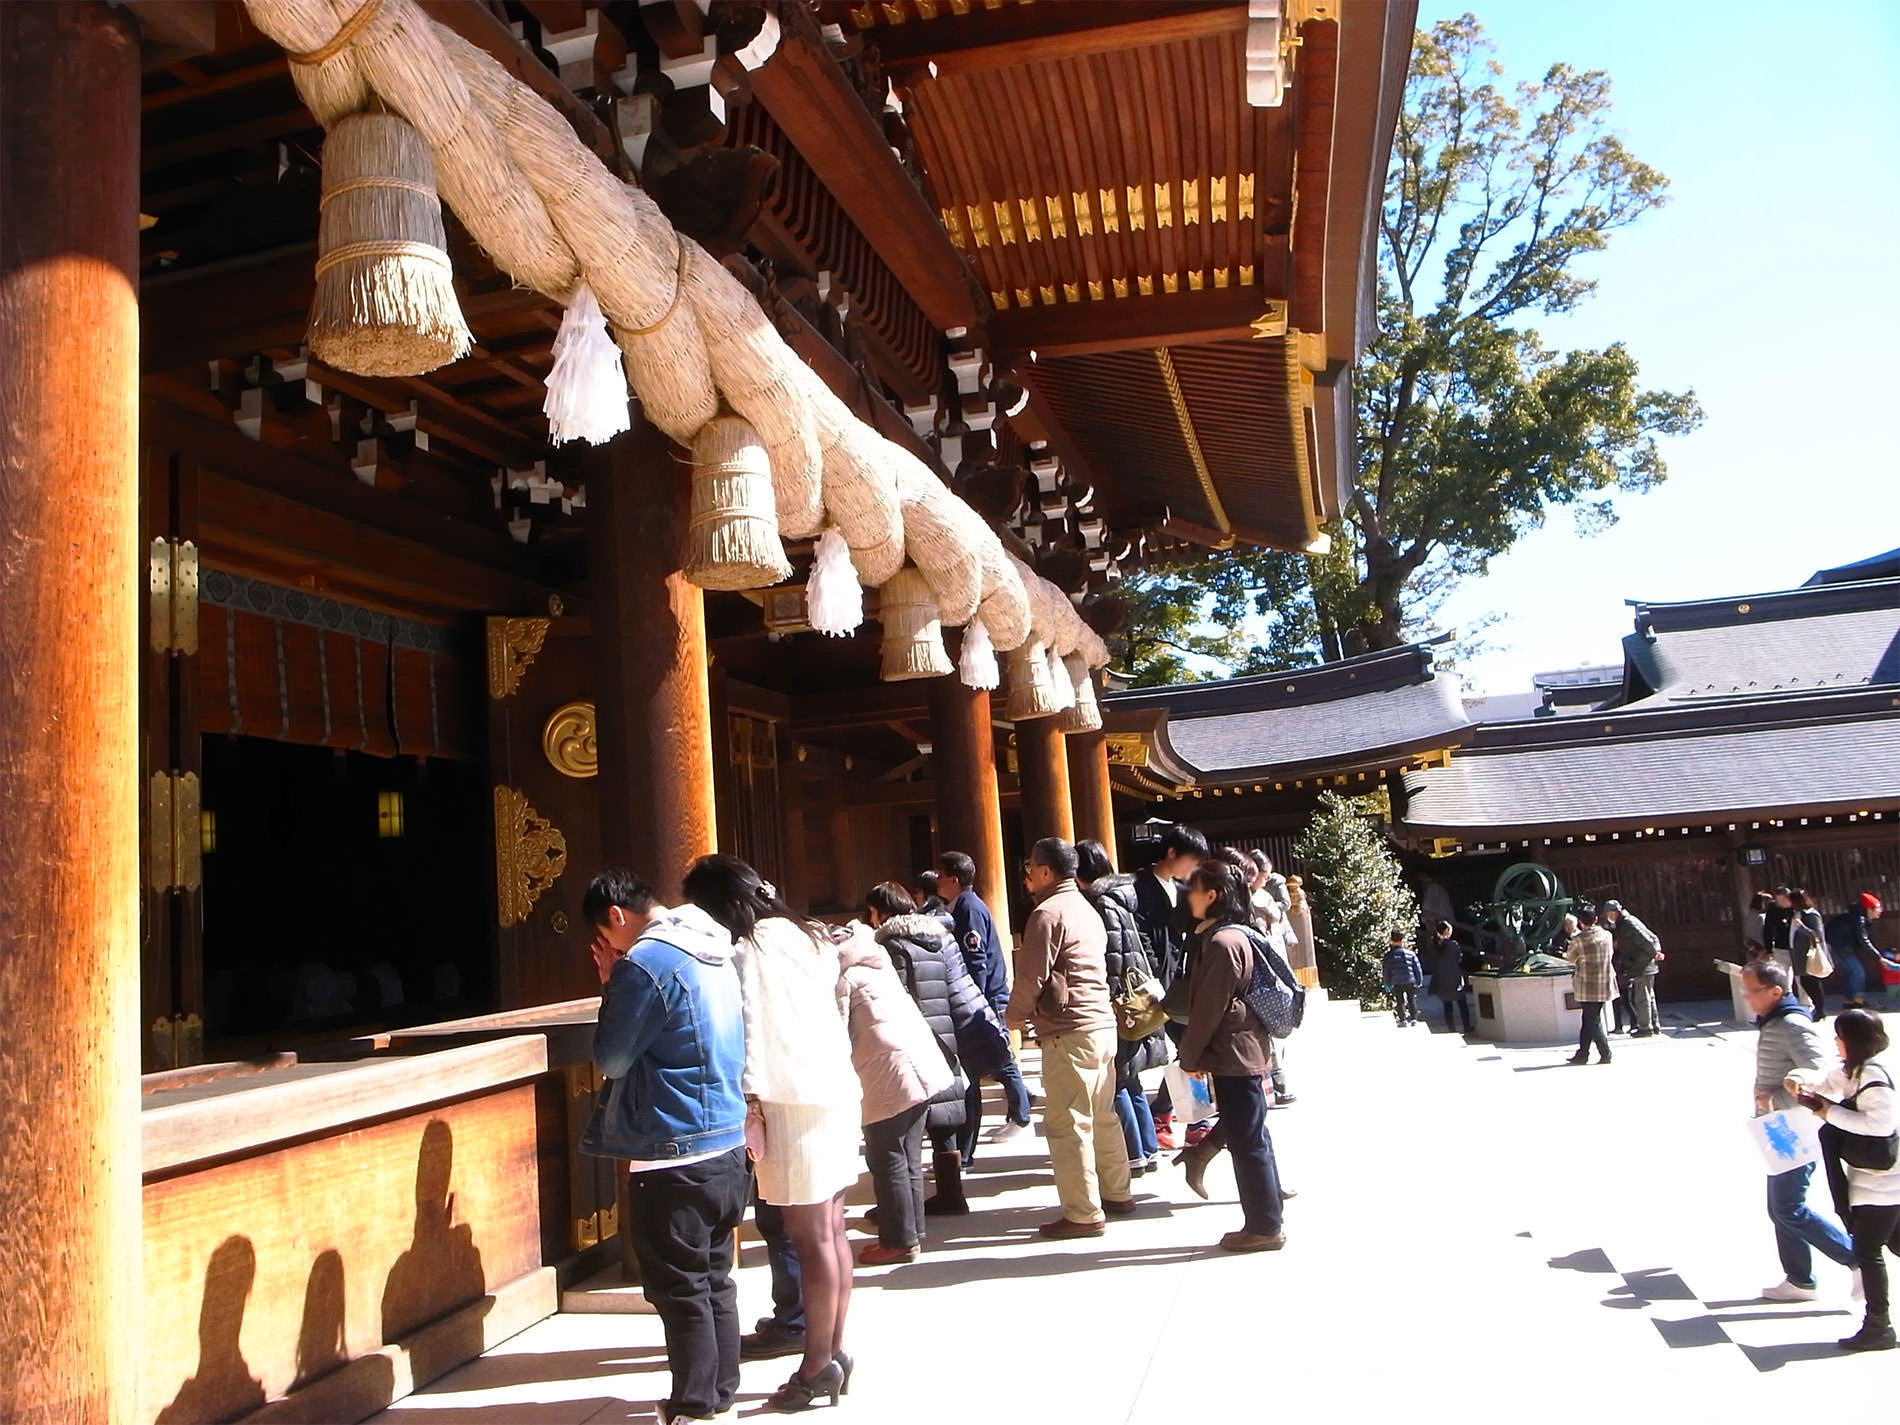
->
xmin=486 ymin=616 xmax=551 ymax=699
xmin=494 ymin=784 xmax=568 ymax=926
xmin=542 ymin=700 xmax=598 ymax=778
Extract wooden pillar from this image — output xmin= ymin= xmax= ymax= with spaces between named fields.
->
xmin=1068 ymin=730 xmax=1119 ymax=867
xmin=927 ymin=676 xmax=1010 ymax=948
xmin=587 ymin=424 xmax=718 ymax=905
xmin=1016 ymin=715 xmax=1074 ymax=848
xmin=0 ymin=3 xmax=142 ymax=1419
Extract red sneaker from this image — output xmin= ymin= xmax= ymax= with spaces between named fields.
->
xmin=1184 ymin=1122 xmax=1213 ymax=1147
xmin=1154 ymin=1114 xmax=1177 ymax=1150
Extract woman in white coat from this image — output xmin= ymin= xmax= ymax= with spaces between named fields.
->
xmin=682 ymin=855 xmax=861 ymax=1410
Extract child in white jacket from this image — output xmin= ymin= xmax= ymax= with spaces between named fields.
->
xmin=1788 ymin=1007 xmax=1899 ymax=1351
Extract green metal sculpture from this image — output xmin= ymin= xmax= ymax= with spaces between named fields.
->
xmin=1471 ymin=862 xmax=1585 ymax=973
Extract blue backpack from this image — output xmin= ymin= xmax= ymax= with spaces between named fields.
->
xmin=1239 ymin=927 xmax=1306 ymax=1038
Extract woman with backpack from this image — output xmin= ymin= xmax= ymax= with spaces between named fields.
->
xmin=1789 ymin=1008 xmax=1899 ymax=1351
xmin=1176 ymin=859 xmax=1286 ymax=1253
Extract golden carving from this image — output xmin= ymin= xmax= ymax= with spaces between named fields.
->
xmin=1181 ymin=179 xmax=1200 ymax=225
xmin=149 ymin=537 xmax=199 ymax=655
xmin=1155 ymin=348 xmax=1233 ymax=543
xmin=1188 ymin=269 xmax=1205 ymax=290
xmin=543 ymin=700 xmax=599 ymax=779
xmin=1125 ymin=184 xmax=1146 ymax=230
xmin=992 ymin=199 xmax=1016 ymax=245
xmin=1104 ymin=733 xmax=1150 ymax=768
xmin=486 ymin=616 xmax=550 ymax=699
xmin=1045 ymin=193 xmax=1067 ymax=239
xmin=1154 ymin=182 xmax=1173 ymax=228
xmin=1039 ymin=284 xmax=1056 ymax=305
xmin=1071 ymin=190 xmax=1093 ymax=236
xmin=495 ymin=785 xmax=568 ymax=926
xmin=1088 ymin=279 xmax=1105 ymax=301
xmin=1239 ymin=173 xmax=1256 ymax=220
xmin=1019 ymin=196 xmax=1041 ymax=243
xmin=966 ymin=204 xmax=991 ymax=248
xmin=990 ymin=289 xmax=1010 ymax=310
xmin=1250 ymin=299 xmax=1289 ymax=339
xmin=1062 ymin=281 xmax=1081 ymax=303
xmin=1098 ymin=187 xmax=1119 ymax=232
xmin=1210 ymin=176 xmax=1229 ymax=224
xmin=1014 ymin=288 xmax=1032 ymax=308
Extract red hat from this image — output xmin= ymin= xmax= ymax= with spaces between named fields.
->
xmin=1862 ymin=892 xmax=1884 ymax=914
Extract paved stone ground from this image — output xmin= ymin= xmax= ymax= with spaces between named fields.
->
xmin=367 ymin=998 xmax=1897 ymax=1424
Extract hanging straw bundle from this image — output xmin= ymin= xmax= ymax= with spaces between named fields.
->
xmin=684 ymin=417 xmax=792 ymax=591
xmin=878 ymin=567 xmax=954 ymax=681
xmin=976 ymin=543 xmax=1032 ymax=652
xmin=1005 ymin=639 xmax=1065 ymax=721
xmin=308 ymin=110 xmax=471 ymax=376
xmin=815 ymin=415 xmax=906 ymax=588
xmin=691 ymin=254 xmax=822 ymax=534
xmin=1058 ymin=653 xmax=1102 ymax=731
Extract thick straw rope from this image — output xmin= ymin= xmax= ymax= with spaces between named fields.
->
xmin=244 ymin=0 xmax=1104 ymax=667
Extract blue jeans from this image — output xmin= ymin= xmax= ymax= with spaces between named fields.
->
xmin=1211 ymin=1074 xmax=1283 ymax=1237
xmin=1114 ymin=1075 xmax=1159 ymax=1161
xmin=1838 ymin=955 xmax=1867 ymax=1003
xmin=1766 ymin=1162 xmax=1855 ymax=1287
xmin=752 ymin=1195 xmax=804 ymax=1333
xmin=958 ymin=1052 xmax=1032 ymax=1159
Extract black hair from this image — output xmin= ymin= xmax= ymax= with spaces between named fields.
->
xmin=1750 ymin=890 xmax=1777 ymax=913
xmin=915 ymin=869 xmax=940 ymax=894
xmin=1213 ymin=846 xmax=1254 ymax=873
xmin=1388 ymin=927 xmax=1408 ymax=942
xmin=1075 ymin=838 xmax=1115 ymax=885
xmin=682 ymin=853 xmax=820 ymax=945
xmin=1189 ymin=861 xmax=1252 ymax=928
xmin=1788 ymin=887 xmax=1814 ymax=911
xmin=1435 ymin=921 xmax=1454 ymax=936
xmin=1576 ymin=908 xmax=1598 ymax=927
xmin=1249 ymin=848 xmax=1272 ymax=874
xmin=1159 ymin=824 xmax=1210 ymax=861
xmin=1030 ymin=836 xmax=1079 ymax=880
xmin=1743 ymin=959 xmax=1792 ymax=993
xmin=865 ymin=881 xmax=917 ymax=921
xmin=1836 ymin=1007 xmax=1890 ymax=1077
xmin=582 ymin=866 xmax=657 ymax=927
xmin=937 ymin=851 xmax=976 ymax=888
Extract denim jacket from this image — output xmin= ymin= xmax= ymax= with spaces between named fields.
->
xmin=585 ymin=904 xmax=747 ymax=1163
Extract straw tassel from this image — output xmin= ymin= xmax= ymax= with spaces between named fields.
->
xmin=807 ymin=528 xmax=863 ymax=637
xmin=684 ymin=416 xmax=791 ymax=590
xmin=544 ymin=284 xmax=630 ymax=444
xmin=1058 ymin=652 xmax=1102 ymax=731
xmin=308 ymin=111 xmax=471 ymax=377
xmin=879 ymin=568 xmax=955 ymax=681
xmin=1005 ymin=639 xmax=1064 ymax=720
xmin=958 ymin=620 xmax=1000 ymax=690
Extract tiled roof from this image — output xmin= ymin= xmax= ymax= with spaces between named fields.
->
xmin=1618 ymin=578 xmax=1900 ymax=709
xmin=1400 ymin=700 xmax=1900 ymax=834
xmin=1106 ymin=643 xmax=1471 ymax=779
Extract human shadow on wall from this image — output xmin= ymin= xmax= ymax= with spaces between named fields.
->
xmin=292 ymin=1248 xmax=349 ymax=1389
xmin=381 ymin=1119 xmax=490 ymax=1367
xmin=157 ymin=1234 xmax=266 ymax=1424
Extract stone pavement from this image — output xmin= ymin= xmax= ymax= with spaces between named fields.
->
xmin=367 ymin=998 xmax=1897 ymax=1424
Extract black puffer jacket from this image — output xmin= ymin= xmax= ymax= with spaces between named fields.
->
xmin=876 ymin=912 xmax=1010 ymax=1087
xmin=1086 ymin=876 xmax=1171 ymax=1076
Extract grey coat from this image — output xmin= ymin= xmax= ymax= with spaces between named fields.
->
xmin=1754 ymin=998 xmax=1832 ymax=1111
xmin=1610 ymin=912 xmax=1662 ymax=978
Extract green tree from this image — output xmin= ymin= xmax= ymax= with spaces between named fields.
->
xmin=1116 ymin=549 xmax=1320 ymax=687
xmin=1116 ymin=14 xmax=1703 ymax=678
xmin=1293 ymin=791 xmax=1419 ymax=1005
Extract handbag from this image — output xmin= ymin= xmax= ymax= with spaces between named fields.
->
xmin=1239 ymin=926 xmax=1306 ymax=1038
xmin=1113 ymin=968 xmax=1170 ymax=1041
xmin=1796 ymin=912 xmax=1832 ymax=979
xmin=1820 ymin=1068 xmax=1898 ymax=1171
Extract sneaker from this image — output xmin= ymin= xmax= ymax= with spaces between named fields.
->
xmin=1037 ymin=1216 xmax=1106 ymax=1239
xmin=984 ymin=1119 xmax=1030 ymax=1144
xmin=1154 ymin=1115 xmax=1177 ymax=1151
xmin=1762 ymin=1279 xmax=1819 ymax=1302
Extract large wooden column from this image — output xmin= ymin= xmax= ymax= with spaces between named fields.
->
xmin=1068 ymin=730 xmax=1119 ymax=866
xmin=0 ymin=3 xmax=142 ymax=1419
xmin=927 ymin=676 xmax=1010 ymax=945
xmin=1016 ymin=715 xmax=1074 ymax=848
xmin=587 ymin=424 xmax=718 ymax=904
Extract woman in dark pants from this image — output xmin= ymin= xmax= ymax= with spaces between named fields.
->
xmin=1177 ymin=860 xmax=1286 ymax=1252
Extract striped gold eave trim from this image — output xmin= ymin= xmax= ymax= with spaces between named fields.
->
xmin=1153 ymin=347 xmax=1233 ymax=547
xmin=1284 ymin=333 xmax=1322 ymax=545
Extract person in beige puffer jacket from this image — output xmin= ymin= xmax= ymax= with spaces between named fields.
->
xmin=839 ymin=922 xmax=955 ymax=1265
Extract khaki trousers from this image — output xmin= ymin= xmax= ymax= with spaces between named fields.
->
xmin=1040 ymin=1026 xmax=1132 ymax=1223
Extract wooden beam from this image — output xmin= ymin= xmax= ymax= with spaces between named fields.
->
xmin=872 ymin=0 xmax=1249 ymax=76
xmin=993 ymin=285 xmax=1272 ymax=360
xmin=750 ymin=9 xmax=983 ymax=333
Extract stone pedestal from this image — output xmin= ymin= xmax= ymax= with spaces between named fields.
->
xmin=1469 ymin=969 xmax=1581 ymax=1045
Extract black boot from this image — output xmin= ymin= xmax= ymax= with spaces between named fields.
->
xmin=1839 ymin=1314 xmax=1896 ymax=1351
xmin=924 ymin=1149 xmax=969 ymax=1215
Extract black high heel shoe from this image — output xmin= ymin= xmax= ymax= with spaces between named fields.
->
xmin=833 ymin=1349 xmax=854 ymax=1396
xmin=766 ymin=1359 xmax=846 ymax=1412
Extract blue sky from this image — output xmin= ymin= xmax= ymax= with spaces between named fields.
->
xmin=1406 ymin=0 xmax=1900 ymax=693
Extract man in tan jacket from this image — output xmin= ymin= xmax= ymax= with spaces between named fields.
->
xmin=1008 ymin=837 xmax=1134 ymax=1238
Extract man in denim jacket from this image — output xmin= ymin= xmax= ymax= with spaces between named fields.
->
xmin=585 ymin=867 xmax=748 ymax=1425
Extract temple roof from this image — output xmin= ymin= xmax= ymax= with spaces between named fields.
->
xmin=1105 ymin=641 xmax=1470 ymax=781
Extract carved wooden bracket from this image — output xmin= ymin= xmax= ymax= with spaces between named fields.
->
xmin=494 ymin=785 xmax=568 ymax=926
